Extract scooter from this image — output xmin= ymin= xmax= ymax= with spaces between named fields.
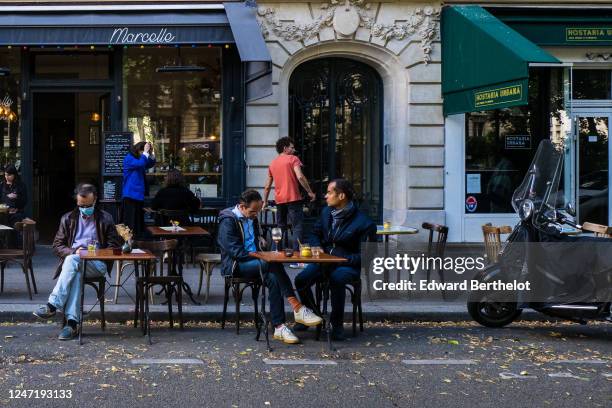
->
xmin=468 ymin=140 xmax=612 ymax=327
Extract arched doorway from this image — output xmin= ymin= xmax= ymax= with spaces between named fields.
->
xmin=289 ymin=57 xmax=383 ymax=221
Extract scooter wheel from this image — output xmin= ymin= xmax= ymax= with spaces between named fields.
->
xmin=467 ymin=298 xmax=522 ymax=328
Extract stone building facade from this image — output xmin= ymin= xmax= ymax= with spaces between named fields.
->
xmin=246 ymin=1 xmax=444 ymax=238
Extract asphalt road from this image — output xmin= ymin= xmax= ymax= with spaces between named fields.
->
xmin=0 ymin=320 xmax=610 ymax=408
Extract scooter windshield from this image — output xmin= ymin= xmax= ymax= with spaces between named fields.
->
xmin=511 ymin=139 xmax=564 ymax=217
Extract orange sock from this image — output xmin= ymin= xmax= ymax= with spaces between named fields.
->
xmin=287 ymin=296 xmax=302 ymax=312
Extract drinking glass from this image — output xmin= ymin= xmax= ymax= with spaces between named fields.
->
xmin=312 ymin=246 xmax=322 ymax=257
xmin=271 ymin=228 xmax=282 ymax=253
xmin=87 ymin=239 xmax=97 ymax=253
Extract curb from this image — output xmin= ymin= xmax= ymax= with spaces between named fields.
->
xmin=0 ymin=304 xmax=557 ymax=324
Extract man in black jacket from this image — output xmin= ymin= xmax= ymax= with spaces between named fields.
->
xmin=294 ymin=179 xmax=376 ymax=340
xmin=33 ymin=183 xmax=121 ymax=340
xmin=217 ymin=189 xmax=321 ymax=344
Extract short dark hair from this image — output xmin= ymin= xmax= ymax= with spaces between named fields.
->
xmin=165 ymin=169 xmax=184 ymax=188
xmin=238 ymin=189 xmax=262 ymax=206
xmin=130 ymin=141 xmax=147 ymax=158
xmin=275 ymin=137 xmax=294 ymax=154
xmin=330 ymin=178 xmax=354 ymax=201
xmin=75 ymin=183 xmax=97 ymax=199
xmin=4 ymin=165 xmax=18 ymax=176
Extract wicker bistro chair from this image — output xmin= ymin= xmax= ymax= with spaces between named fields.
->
xmin=482 ymin=224 xmax=513 ymax=264
xmin=133 ymin=239 xmax=184 ymax=344
xmin=221 ymin=261 xmax=262 ymax=336
xmin=582 ymin=222 xmax=612 ymax=238
xmin=0 ymin=219 xmax=37 ymax=299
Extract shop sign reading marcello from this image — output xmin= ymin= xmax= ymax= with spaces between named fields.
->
xmin=109 ymin=27 xmax=176 ymax=44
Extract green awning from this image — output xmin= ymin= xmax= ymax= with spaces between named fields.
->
xmin=442 ymin=6 xmax=561 ymax=116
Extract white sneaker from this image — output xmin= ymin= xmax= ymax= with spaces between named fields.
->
xmin=294 ymin=306 xmax=323 ymax=327
xmin=273 ymin=324 xmax=300 ymax=344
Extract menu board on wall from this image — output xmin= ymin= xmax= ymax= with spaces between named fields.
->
xmin=103 ymin=178 xmax=121 ymax=201
xmin=103 ymin=131 xmax=133 ymax=176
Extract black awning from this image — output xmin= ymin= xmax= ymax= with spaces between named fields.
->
xmin=0 ymin=11 xmax=233 ymax=45
xmin=224 ymin=3 xmax=272 ymax=102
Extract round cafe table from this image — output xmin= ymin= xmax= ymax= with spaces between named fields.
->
xmin=375 ymin=225 xmax=419 ymax=288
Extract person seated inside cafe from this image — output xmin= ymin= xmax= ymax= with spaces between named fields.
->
xmin=33 ymin=183 xmax=121 ymax=340
xmin=294 ymin=179 xmax=376 ymax=341
xmin=0 ymin=165 xmax=27 ymax=226
xmin=217 ymin=189 xmax=322 ymax=344
xmin=151 ymin=169 xmax=201 ymax=226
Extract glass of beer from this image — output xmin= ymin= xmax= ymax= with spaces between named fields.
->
xmin=87 ymin=239 xmax=97 ymax=253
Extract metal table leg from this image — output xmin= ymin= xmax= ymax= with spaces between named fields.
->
xmin=256 ymin=261 xmax=271 ymax=352
xmin=79 ymin=259 xmax=86 ymax=345
xmin=174 ymin=238 xmax=201 ymax=305
xmin=321 ymin=277 xmax=334 ymax=352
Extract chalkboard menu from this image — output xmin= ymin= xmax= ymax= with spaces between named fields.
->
xmin=103 ymin=131 xmax=133 ymax=176
xmin=103 ymin=177 xmax=121 ymax=201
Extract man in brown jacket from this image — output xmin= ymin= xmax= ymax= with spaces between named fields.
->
xmin=33 ymin=183 xmax=120 ymax=340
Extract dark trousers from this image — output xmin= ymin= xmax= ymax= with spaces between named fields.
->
xmin=235 ymin=259 xmax=296 ymax=326
xmin=277 ymin=201 xmax=303 ymax=250
xmin=295 ymin=264 xmax=359 ymax=326
xmin=121 ymin=198 xmax=145 ymax=238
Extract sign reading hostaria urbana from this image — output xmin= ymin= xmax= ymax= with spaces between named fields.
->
xmin=566 ymin=27 xmax=612 ymax=42
xmin=474 ymin=84 xmax=523 ymax=109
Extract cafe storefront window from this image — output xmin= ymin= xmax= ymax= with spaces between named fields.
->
xmin=0 ymin=49 xmax=22 ymax=171
xmin=123 ymin=47 xmax=223 ymax=199
xmin=465 ymin=68 xmax=568 ymax=214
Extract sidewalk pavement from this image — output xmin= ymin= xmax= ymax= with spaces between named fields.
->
xmin=0 ymin=245 xmax=549 ymax=323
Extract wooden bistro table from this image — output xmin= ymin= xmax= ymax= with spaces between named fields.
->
xmin=78 ymin=248 xmax=157 ymax=345
xmin=250 ymin=251 xmax=347 ymax=351
xmin=147 ymin=226 xmax=210 ymax=305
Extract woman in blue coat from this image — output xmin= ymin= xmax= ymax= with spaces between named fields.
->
xmin=121 ymin=141 xmax=155 ymax=237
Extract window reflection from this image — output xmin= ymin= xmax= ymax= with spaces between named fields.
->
xmin=465 ymin=68 xmax=568 ymax=213
xmin=572 ymin=69 xmax=612 ymax=100
xmin=0 ymin=49 xmax=22 ymax=171
xmin=123 ymin=47 xmax=222 ymax=199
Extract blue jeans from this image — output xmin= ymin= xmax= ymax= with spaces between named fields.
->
xmin=295 ymin=264 xmax=359 ymax=326
xmin=277 ymin=201 xmax=304 ymax=250
xmin=48 ymin=254 xmax=107 ymax=323
xmin=235 ymin=258 xmax=295 ymax=326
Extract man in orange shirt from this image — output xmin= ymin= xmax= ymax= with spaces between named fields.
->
xmin=263 ymin=137 xmax=316 ymax=253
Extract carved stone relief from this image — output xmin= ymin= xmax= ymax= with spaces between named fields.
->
xmin=257 ymin=1 xmax=440 ymax=63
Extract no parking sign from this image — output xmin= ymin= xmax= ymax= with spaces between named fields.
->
xmin=465 ymin=196 xmax=478 ymax=212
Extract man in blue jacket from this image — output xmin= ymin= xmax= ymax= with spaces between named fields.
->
xmin=294 ymin=179 xmax=376 ymax=340
xmin=121 ymin=141 xmax=155 ymax=237
xmin=217 ymin=189 xmax=322 ymax=344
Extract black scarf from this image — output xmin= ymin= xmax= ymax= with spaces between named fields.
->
xmin=331 ymin=201 xmax=354 ymax=231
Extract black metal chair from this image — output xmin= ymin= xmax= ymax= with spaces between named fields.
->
xmin=418 ymin=222 xmax=449 ymax=299
xmin=65 ymin=275 xmax=106 ymax=332
xmin=221 ymin=263 xmax=262 ymax=335
xmin=133 ymin=239 xmax=183 ymax=344
xmin=314 ymin=277 xmax=364 ymax=338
